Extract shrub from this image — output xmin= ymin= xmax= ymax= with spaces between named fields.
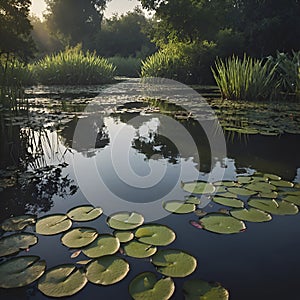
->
xmin=32 ymin=45 xmax=116 ymax=85
xmin=212 ymin=54 xmax=278 ymax=101
xmin=108 ymin=56 xmax=141 ymax=77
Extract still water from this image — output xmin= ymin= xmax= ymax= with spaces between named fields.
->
xmin=1 ymin=80 xmax=300 ymax=299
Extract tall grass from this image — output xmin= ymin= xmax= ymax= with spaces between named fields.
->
xmin=212 ymin=55 xmax=278 ymax=101
xmin=32 ymin=46 xmax=116 ymax=85
xmin=108 ymin=56 xmax=141 ymax=77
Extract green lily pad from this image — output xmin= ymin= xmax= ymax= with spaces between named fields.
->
xmin=263 ymin=174 xmax=281 ymax=181
xmin=199 ymin=213 xmax=246 ymax=234
xmin=61 ymin=227 xmax=98 ymax=248
xmin=251 ymin=176 xmax=268 ymax=182
xmin=107 ymin=212 xmax=144 ymax=230
xmin=0 ymin=256 xmax=46 ymax=288
xmin=151 ymin=249 xmax=197 ymax=277
xmin=36 ymin=214 xmax=72 ymax=235
xmin=82 ymin=234 xmax=120 ymax=258
xmin=124 ymin=241 xmax=157 ymax=258
xmin=185 ymin=196 xmax=201 ymax=205
xmin=237 ymin=176 xmax=252 ymax=184
xmin=214 ymin=186 xmax=228 ymax=193
xmin=1 ymin=215 xmax=36 ymax=232
xmin=212 ymin=196 xmax=244 ymax=208
xmin=230 ymin=208 xmax=272 ymax=223
xmin=284 ymin=190 xmax=300 ymax=197
xmin=227 ymin=187 xmax=257 ymax=196
xmin=270 ymin=180 xmax=294 ymax=188
xmin=38 ymin=265 xmax=87 ymax=297
xmin=86 ymin=256 xmax=129 ymax=285
xmin=67 ymin=205 xmax=103 ymax=222
xmin=0 ymin=233 xmax=38 ymax=257
xmin=135 ymin=224 xmax=176 ymax=246
xmin=248 ymin=198 xmax=299 ymax=215
xmin=281 ymin=195 xmax=300 ymax=206
xmin=163 ymin=201 xmax=196 ymax=214
xmin=246 ymin=182 xmax=276 ymax=193
xmin=259 ymin=191 xmax=278 ymax=198
xmin=113 ymin=231 xmax=134 ymax=243
xmin=183 ymin=279 xmax=229 ymax=300
xmin=182 ymin=181 xmax=215 ymax=194
xmin=129 ymin=272 xmax=175 ymax=300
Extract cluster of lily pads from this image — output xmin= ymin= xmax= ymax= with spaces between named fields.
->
xmin=0 ymin=206 xmax=229 ymax=299
xmin=163 ymin=172 xmax=300 ymax=234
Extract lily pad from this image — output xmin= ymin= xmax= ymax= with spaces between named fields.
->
xmin=0 ymin=233 xmax=38 ymax=257
xmin=1 ymin=215 xmax=36 ymax=232
xmin=281 ymin=195 xmax=300 ymax=206
xmin=82 ymin=234 xmax=120 ymax=258
xmin=212 ymin=196 xmax=244 ymax=208
xmin=86 ymin=256 xmax=129 ymax=285
xmin=227 ymin=187 xmax=257 ymax=196
xmin=129 ymin=272 xmax=175 ymax=300
xmin=124 ymin=240 xmax=157 ymax=258
xmin=217 ymin=192 xmax=238 ymax=198
xmin=183 ymin=279 xmax=229 ymax=300
xmin=107 ymin=212 xmax=144 ymax=230
xmin=248 ymin=198 xmax=299 ymax=215
xmin=246 ymin=182 xmax=276 ymax=193
xmin=230 ymin=208 xmax=272 ymax=223
xmin=135 ymin=224 xmax=176 ymax=246
xmin=67 ymin=205 xmax=103 ymax=222
xmin=38 ymin=265 xmax=87 ymax=297
xmin=270 ymin=180 xmax=294 ymax=188
xmin=61 ymin=227 xmax=98 ymax=248
xmin=259 ymin=191 xmax=278 ymax=198
xmin=199 ymin=213 xmax=246 ymax=234
xmin=185 ymin=196 xmax=201 ymax=205
xmin=0 ymin=256 xmax=46 ymax=288
xmin=182 ymin=181 xmax=215 ymax=194
xmin=237 ymin=176 xmax=252 ymax=184
xmin=214 ymin=186 xmax=227 ymax=193
xmin=151 ymin=249 xmax=197 ymax=277
xmin=163 ymin=201 xmax=196 ymax=214
xmin=263 ymin=174 xmax=281 ymax=181
xmin=113 ymin=231 xmax=134 ymax=243
xmin=36 ymin=214 xmax=72 ymax=235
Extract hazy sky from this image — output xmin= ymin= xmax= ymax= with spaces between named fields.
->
xmin=30 ymin=0 xmax=146 ymax=19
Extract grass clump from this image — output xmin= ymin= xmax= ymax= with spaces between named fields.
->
xmin=108 ymin=56 xmax=141 ymax=77
xmin=32 ymin=45 xmax=116 ymax=85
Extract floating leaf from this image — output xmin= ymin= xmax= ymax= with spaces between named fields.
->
xmin=0 ymin=256 xmax=46 ymax=288
xmin=182 ymin=181 xmax=215 ymax=194
xmin=230 ymin=208 xmax=272 ymax=223
xmin=61 ymin=227 xmax=98 ymax=248
xmin=194 ymin=210 xmax=208 ymax=217
xmin=183 ymin=279 xmax=229 ymax=300
xmin=199 ymin=213 xmax=246 ymax=234
xmin=216 ymin=192 xmax=238 ymax=198
xmin=214 ymin=186 xmax=227 ymax=193
xmin=227 ymin=187 xmax=257 ymax=196
xmin=86 ymin=256 xmax=129 ymax=285
xmin=281 ymin=195 xmax=300 ymax=206
xmin=129 ymin=272 xmax=175 ymax=300
xmin=82 ymin=234 xmax=120 ymax=258
xmin=38 ymin=265 xmax=87 ymax=297
xmin=36 ymin=214 xmax=72 ymax=235
xmin=70 ymin=250 xmax=81 ymax=259
xmin=1 ymin=215 xmax=36 ymax=232
xmin=107 ymin=212 xmax=144 ymax=230
xmin=237 ymin=176 xmax=252 ymax=184
xmin=263 ymin=174 xmax=281 ymax=181
xmin=259 ymin=191 xmax=278 ymax=198
xmin=283 ymin=190 xmax=300 ymax=197
xmin=124 ymin=241 xmax=157 ymax=258
xmin=67 ymin=205 xmax=103 ymax=222
xmin=0 ymin=233 xmax=38 ymax=257
xmin=163 ymin=201 xmax=195 ymax=214
xmin=113 ymin=231 xmax=134 ymax=243
xmin=270 ymin=180 xmax=294 ymax=188
xmin=151 ymin=249 xmax=197 ymax=277
xmin=248 ymin=198 xmax=299 ymax=215
xmin=212 ymin=196 xmax=244 ymax=208
xmin=135 ymin=224 xmax=176 ymax=246
xmin=76 ymin=259 xmax=92 ymax=265
xmin=185 ymin=196 xmax=201 ymax=205
xmin=218 ymin=181 xmax=239 ymax=187
xmin=246 ymin=182 xmax=276 ymax=193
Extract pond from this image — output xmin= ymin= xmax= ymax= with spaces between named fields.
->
xmin=1 ymin=79 xmax=300 ymax=300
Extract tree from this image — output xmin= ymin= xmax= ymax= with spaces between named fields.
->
xmin=45 ymin=0 xmax=108 ymax=48
xmin=0 ymin=0 xmax=35 ymax=59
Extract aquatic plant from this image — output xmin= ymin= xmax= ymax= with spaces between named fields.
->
xmin=108 ymin=56 xmax=141 ymax=77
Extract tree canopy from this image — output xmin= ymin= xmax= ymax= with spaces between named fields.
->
xmin=0 ymin=0 xmax=35 ymax=59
